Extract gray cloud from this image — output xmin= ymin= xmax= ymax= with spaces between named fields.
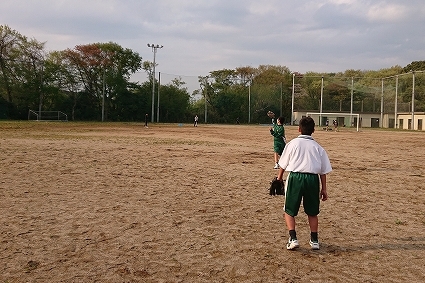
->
xmin=2 ymin=0 xmax=425 ymax=79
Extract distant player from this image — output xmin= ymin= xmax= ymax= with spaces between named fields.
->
xmin=333 ymin=119 xmax=338 ymax=132
xmin=270 ymin=116 xmax=286 ymax=169
xmin=144 ymin=114 xmax=148 ymax=128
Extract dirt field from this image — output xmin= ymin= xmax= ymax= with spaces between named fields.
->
xmin=1 ymin=121 xmax=425 ymax=283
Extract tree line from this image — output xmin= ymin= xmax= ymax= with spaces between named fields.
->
xmin=0 ymin=25 xmax=191 ymax=122
xmin=1 ymin=25 xmax=424 ymax=124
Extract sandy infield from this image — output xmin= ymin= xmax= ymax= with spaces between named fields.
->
xmin=1 ymin=121 xmax=425 ymax=282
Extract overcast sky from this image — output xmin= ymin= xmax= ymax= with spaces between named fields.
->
xmin=2 ymin=0 xmax=425 ymax=84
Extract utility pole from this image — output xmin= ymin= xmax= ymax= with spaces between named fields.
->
xmin=147 ymin=44 xmax=163 ymax=123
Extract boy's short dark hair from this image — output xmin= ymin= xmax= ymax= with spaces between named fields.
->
xmin=299 ymin=116 xmax=315 ymax=135
xmin=277 ymin=116 xmax=284 ymax=124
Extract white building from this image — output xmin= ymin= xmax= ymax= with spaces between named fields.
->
xmin=293 ymin=111 xmax=425 ymax=131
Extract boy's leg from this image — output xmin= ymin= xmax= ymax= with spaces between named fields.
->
xmin=285 ymin=212 xmax=296 ymax=230
xmin=300 ymin=174 xmax=321 ymax=249
xmin=308 ymin=215 xmax=320 ymax=249
xmin=284 ymin=172 xmax=304 ymax=250
xmin=308 ymin=215 xmax=318 ymax=232
xmin=285 ymin=213 xmax=299 ymax=250
xmin=273 ymin=152 xmax=280 ymax=168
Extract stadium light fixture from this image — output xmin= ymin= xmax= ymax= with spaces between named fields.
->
xmin=147 ymin=43 xmax=163 ymax=123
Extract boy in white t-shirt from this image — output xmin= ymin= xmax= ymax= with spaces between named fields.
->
xmin=276 ymin=116 xmax=332 ymax=250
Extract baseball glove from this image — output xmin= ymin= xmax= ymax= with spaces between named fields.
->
xmin=267 ymin=111 xmax=275 ymax=118
xmin=269 ymin=177 xmax=284 ymax=196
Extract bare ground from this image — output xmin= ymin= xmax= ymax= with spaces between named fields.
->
xmin=1 ymin=121 xmax=425 ymax=283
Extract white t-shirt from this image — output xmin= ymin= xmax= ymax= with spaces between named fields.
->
xmin=278 ymin=135 xmax=332 ymax=175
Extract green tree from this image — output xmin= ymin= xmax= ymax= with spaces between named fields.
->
xmin=45 ymin=50 xmax=84 ymax=120
xmin=0 ymin=25 xmax=22 ymax=105
xmin=0 ymin=25 xmax=46 ymax=118
xmin=157 ymin=78 xmax=191 ymax=122
xmin=198 ymin=69 xmax=251 ymax=123
xmin=62 ymin=42 xmax=143 ymax=121
xmin=403 ymin=61 xmax=425 ymax=73
xmin=251 ymin=65 xmax=292 ymax=122
xmin=298 ymin=72 xmax=322 ymax=111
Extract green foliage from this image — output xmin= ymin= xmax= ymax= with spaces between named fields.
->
xmin=0 ymin=25 xmax=46 ymax=119
xmin=1 ymin=24 xmax=425 ymax=122
xmin=157 ymin=81 xmax=191 ymax=123
xmin=403 ymin=61 xmax=425 ymax=73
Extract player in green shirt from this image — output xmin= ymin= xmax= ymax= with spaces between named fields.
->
xmin=270 ymin=116 xmax=286 ymax=169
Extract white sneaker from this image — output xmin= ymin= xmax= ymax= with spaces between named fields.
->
xmin=286 ymin=238 xmax=300 ymax=250
xmin=309 ymin=240 xmax=320 ymax=250
xmin=273 ymin=163 xmax=279 ymax=169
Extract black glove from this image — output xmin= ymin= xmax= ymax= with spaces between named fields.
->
xmin=269 ymin=177 xmax=284 ymax=196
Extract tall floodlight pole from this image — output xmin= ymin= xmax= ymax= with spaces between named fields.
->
xmin=350 ymin=77 xmax=354 ymax=127
xmin=157 ymin=71 xmax=161 ymax=122
xmin=204 ymin=83 xmax=208 ymax=124
xmin=38 ymin=62 xmax=44 ymax=120
xmin=248 ymin=81 xmax=251 ymax=123
xmin=102 ymin=69 xmax=105 ymax=122
xmin=320 ymin=76 xmax=324 ymax=126
xmin=291 ymin=73 xmax=295 ymax=125
xmin=147 ymin=43 xmax=163 ymax=123
xmin=411 ymin=71 xmax=415 ymax=130
xmin=280 ymin=82 xmax=283 ymax=117
xmin=380 ymin=79 xmax=384 ymax=128
xmin=395 ymin=75 xmax=398 ymax=129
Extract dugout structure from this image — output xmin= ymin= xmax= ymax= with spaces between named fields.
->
xmin=307 ymin=112 xmax=360 ymax=132
xmin=28 ymin=110 xmax=68 ymax=122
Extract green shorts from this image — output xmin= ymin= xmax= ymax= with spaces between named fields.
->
xmin=284 ymin=172 xmax=320 ymax=217
xmin=273 ymin=141 xmax=285 ymax=155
